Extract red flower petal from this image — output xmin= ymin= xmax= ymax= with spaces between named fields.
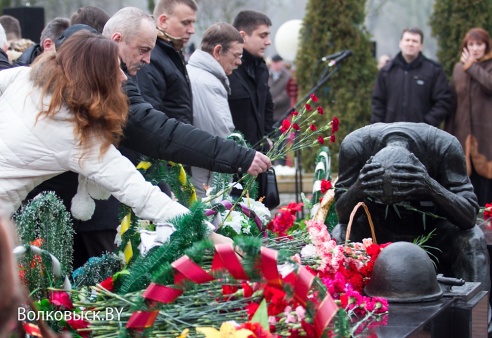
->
xmin=330 ymin=135 xmax=336 ymax=143
xmin=305 ymin=103 xmax=312 ymax=111
xmin=332 ymin=116 xmax=340 ymax=132
xmin=49 ymin=291 xmax=74 ymax=310
xmin=293 ymin=123 xmax=300 ymax=131
xmin=320 ymin=179 xmax=332 ymax=193
xmin=280 ymin=119 xmax=291 ymax=133
xmin=317 ymin=106 xmax=324 ymax=115
xmin=309 ymin=124 xmax=317 ymax=131
xmin=317 ymin=136 xmax=325 ymax=144
xmin=310 ymin=93 xmax=319 ymax=102
xmin=100 ymin=276 xmax=114 ymax=292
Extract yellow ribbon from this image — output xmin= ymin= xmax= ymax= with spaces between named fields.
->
xmin=136 ymin=161 xmax=152 ymax=170
xmin=120 ymin=213 xmax=131 ymax=235
xmin=124 ymin=241 xmax=133 ymax=264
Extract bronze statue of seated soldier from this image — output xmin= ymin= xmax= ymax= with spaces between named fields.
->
xmin=331 ymin=122 xmax=490 ymax=293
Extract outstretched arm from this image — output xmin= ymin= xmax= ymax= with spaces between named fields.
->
xmin=122 ymin=77 xmax=271 ymax=175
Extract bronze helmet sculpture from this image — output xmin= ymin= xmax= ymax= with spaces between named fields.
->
xmin=364 ymin=241 xmax=443 ymax=302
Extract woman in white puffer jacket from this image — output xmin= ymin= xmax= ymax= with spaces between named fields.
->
xmin=0 ymin=30 xmax=213 ymax=241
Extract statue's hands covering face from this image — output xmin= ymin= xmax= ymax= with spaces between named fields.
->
xmin=358 ymin=156 xmax=385 ymax=200
xmin=390 ymin=154 xmax=431 ymax=199
xmin=358 ymin=149 xmax=432 ymax=204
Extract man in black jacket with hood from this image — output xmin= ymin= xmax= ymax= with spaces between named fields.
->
xmin=371 ymin=27 xmax=453 ymax=127
xmin=29 ymin=7 xmax=271 ymax=268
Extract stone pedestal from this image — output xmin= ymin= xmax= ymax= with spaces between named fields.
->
xmin=365 ymin=282 xmax=488 ymax=337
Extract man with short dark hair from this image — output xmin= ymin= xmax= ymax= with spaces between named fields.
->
xmin=228 ymin=10 xmax=274 ymax=151
xmin=70 ymin=6 xmax=110 ymax=33
xmin=136 ymin=0 xmax=198 ymax=124
xmin=15 ymin=17 xmax=69 ymax=66
xmin=0 ymin=15 xmax=21 ymax=43
xmin=371 ymin=27 xmax=453 ymax=127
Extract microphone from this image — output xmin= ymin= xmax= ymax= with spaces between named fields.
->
xmin=328 ymin=50 xmax=352 ymax=67
xmin=320 ymin=50 xmax=346 ymax=62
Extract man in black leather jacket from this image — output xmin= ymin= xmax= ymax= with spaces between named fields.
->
xmin=371 ymin=27 xmax=453 ymax=127
xmin=135 ymin=0 xmax=196 ymax=125
xmin=29 ymin=7 xmax=271 ymax=268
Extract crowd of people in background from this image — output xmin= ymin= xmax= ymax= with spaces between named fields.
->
xmin=0 ymin=0 xmax=490 ymax=275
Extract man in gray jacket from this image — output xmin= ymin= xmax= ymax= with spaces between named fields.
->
xmin=186 ymin=23 xmax=243 ymax=196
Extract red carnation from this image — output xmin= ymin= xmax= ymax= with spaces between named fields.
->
xmin=246 ymin=302 xmax=260 ymax=318
xmin=332 ymin=116 xmax=340 ymax=132
xmin=270 ymin=210 xmax=296 ymax=236
xmin=285 ymin=202 xmax=303 ymax=215
xmin=222 ymin=284 xmax=239 ymax=296
xmin=49 ymin=291 xmax=74 ymax=310
xmin=320 ymin=179 xmax=332 ymax=193
xmin=293 ymin=123 xmax=300 ymax=131
xmin=317 ymin=106 xmax=324 ymax=115
xmin=310 ymin=93 xmax=319 ymax=102
xmin=309 ymin=124 xmax=317 ymax=131
xmin=305 ymin=103 xmax=312 ymax=111
xmin=100 ymin=276 xmax=114 ymax=292
xmin=318 ymin=136 xmax=325 ymax=144
xmin=292 ymin=110 xmax=299 ymax=116
xmin=280 ymin=119 xmax=291 ymax=133
xmin=485 ymin=203 xmax=492 ymax=219
xmin=241 ymin=281 xmax=253 ymax=298
xmin=366 ymin=244 xmax=381 ymax=258
xmin=330 ymin=135 xmax=336 ymax=143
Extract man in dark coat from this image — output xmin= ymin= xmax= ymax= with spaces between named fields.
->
xmin=0 ymin=23 xmax=11 ymax=70
xmin=371 ymin=27 xmax=453 ymax=127
xmin=135 ymin=0 xmax=196 ymax=125
xmin=228 ymin=10 xmax=274 ymax=152
xmin=332 ymin=122 xmax=490 ymax=294
xmin=28 ymin=7 xmax=271 ymax=268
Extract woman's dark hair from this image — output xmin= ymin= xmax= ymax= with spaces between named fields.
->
xmin=461 ymin=27 xmax=492 ymax=56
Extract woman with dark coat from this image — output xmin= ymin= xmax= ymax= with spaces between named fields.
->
xmin=445 ymin=28 xmax=492 ymax=206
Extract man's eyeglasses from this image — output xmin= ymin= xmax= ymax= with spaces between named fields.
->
xmin=224 ymin=47 xmax=243 ymax=60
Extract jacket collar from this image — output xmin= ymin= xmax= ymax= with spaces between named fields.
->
xmin=479 ymin=50 xmax=492 ymax=63
xmin=240 ymin=49 xmax=265 ymax=80
xmin=394 ymin=51 xmax=424 ymax=70
xmin=188 ymin=50 xmax=230 ymax=94
xmin=156 ymin=26 xmax=184 ymax=51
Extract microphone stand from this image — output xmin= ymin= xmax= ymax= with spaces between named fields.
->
xmin=271 ymin=61 xmax=345 ymax=217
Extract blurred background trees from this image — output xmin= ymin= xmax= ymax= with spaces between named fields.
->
xmin=430 ymin=0 xmax=492 ymax=77
xmin=295 ymin=0 xmax=376 ymax=171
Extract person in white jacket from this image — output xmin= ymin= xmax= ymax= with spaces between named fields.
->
xmin=0 ymin=30 xmax=227 ymax=243
xmin=187 ymin=23 xmax=243 ymax=197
